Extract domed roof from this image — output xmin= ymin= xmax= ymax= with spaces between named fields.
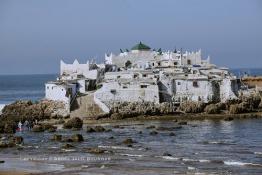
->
xmin=131 ymin=42 xmax=151 ymax=51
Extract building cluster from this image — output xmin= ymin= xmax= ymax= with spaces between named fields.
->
xmin=45 ymin=42 xmax=240 ymax=113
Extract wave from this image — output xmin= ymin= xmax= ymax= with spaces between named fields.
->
xmin=98 ymin=145 xmax=134 ymax=150
xmin=254 ymin=152 xmax=262 ymax=155
xmin=160 ymin=156 xmax=180 ymax=161
xmin=120 ymin=153 xmax=144 ymax=157
xmin=224 ymin=161 xmax=262 ymax=167
xmin=61 ymin=149 xmax=76 ymax=152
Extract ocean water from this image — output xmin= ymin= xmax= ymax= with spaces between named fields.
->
xmin=0 ymin=119 xmax=262 ymax=174
xmin=0 ymin=74 xmax=57 ymax=105
xmin=231 ymin=68 xmax=262 ymax=77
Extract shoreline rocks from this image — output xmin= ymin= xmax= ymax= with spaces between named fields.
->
xmin=63 ymin=117 xmax=83 ymax=129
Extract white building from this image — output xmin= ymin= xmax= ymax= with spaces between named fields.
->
xmin=60 ymin=59 xmax=98 ymax=80
xmin=45 ymin=81 xmax=77 ymax=112
xmin=94 ymin=70 xmax=160 ymax=111
xmin=105 ymin=42 xmax=211 ymax=69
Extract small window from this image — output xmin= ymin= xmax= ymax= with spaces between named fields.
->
xmin=174 ymin=62 xmax=178 ymax=65
xmin=117 ymin=76 xmax=121 ymax=79
xmin=47 ymin=86 xmax=49 ymax=89
xmin=123 ymin=86 xmax=128 ymax=89
xmin=193 ymin=81 xmax=198 ymax=87
xmin=140 ymin=85 xmax=148 ymax=88
xmin=177 ymin=82 xmax=181 ymax=85
xmin=187 ymin=60 xmax=191 ymax=65
xmin=158 ymin=62 xmax=161 ymax=66
xmin=134 ymin=74 xmax=138 ymax=78
xmin=152 ymin=63 xmax=155 ymax=66
xmin=193 ymin=70 xmax=197 ymax=74
xmin=142 ymin=74 xmax=147 ymax=77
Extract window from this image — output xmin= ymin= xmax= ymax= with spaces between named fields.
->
xmin=158 ymin=62 xmax=161 ymax=66
xmin=174 ymin=62 xmax=178 ymax=65
xmin=140 ymin=85 xmax=148 ymax=88
xmin=177 ymin=82 xmax=181 ymax=85
xmin=134 ymin=74 xmax=138 ymax=78
xmin=117 ymin=76 xmax=121 ymax=79
xmin=47 ymin=86 xmax=49 ymax=89
xmin=193 ymin=81 xmax=198 ymax=87
xmin=152 ymin=63 xmax=155 ymax=66
xmin=193 ymin=70 xmax=197 ymax=74
xmin=187 ymin=60 xmax=191 ymax=65
xmin=123 ymin=86 xmax=128 ymax=89
xmin=142 ymin=74 xmax=147 ymax=77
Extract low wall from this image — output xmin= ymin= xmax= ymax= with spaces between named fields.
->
xmin=93 ymin=91 xmax=110 ymax=113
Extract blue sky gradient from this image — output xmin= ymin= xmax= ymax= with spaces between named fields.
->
xmin=0 ymin=0 xmax=262 ymax=74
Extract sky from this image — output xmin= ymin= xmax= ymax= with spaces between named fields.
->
xmin=0 ymin=0 xmax=262 ymax=74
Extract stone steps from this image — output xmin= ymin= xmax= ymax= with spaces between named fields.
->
xmin=70 ymin=94 xmax=105 ymax=119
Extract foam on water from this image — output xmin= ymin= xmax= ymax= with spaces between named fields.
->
xmin=224 ymin=161 xmax=262 ymax=167
xmin=98 ymin=145 xmax=134 ymax=150
xmin=0 ymin=104 xmax=5 ymax=114
xmin=161 ymin=156 xmax=180 ymax=161
xmin=120 ymin=153 xmax=144 ymax=157
xmin=254 ymin=152 xmax=262 ymax=155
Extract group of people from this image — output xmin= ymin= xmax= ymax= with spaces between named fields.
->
xmin=17 ymin=119 xmax=38 ymax=131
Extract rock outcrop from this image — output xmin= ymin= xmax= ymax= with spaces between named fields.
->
xmin=63 ymin=117 xmax=83 ymax=129
xmin=0 ymin=100 xmax=68 ymax=133
xmin=178 ymin=102 xmax=206 ymax=113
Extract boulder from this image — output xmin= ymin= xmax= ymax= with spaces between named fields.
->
xmin=48 ymin=127 xmax=56 ymax=132
xmin=86 ymin=127 xmax=96 ymax=133
xmin=13 ymin=136 xmax=23 ymax=144
xmin=224 ymin=117 xmax=234 ymax=121
xmin=150 ymin=131 xmax=158 ymax=135
xmin=204 ymin=104 xmax=221 ymax=114
xmin=169 ymin=132 xmax=176 ymax=136
xmin=32 ymin=125 xmax=44 ymax=132
xmin=229 ymin=103 xmax=249 ymax=114
xmin=178 ymin=121 xmax=187 ymax=125
xmin=51 ymin=134 xmax=62 ymax=141
xmin=63 ymin=117 xmax=83 ymax=129
xmin=163 ymin=152 xmax=172 ymax=156
xmin=71 ymin=134 xmax=84 ymax=142
xmin=94 ymin=126 xmax=106 ymax=132
xmin=62 ymin=143 xmax=74 ymax=149
xmin=122 ymin=138 xmax=135 ymax=145
xmin=178 ymin=102 xmax=206 ymax=113
xmin=62 ymin=138 xmax=74 ymax=142
xmin=0 ymin=121 xmax=16 ymax=134
xmin=0 ymin=142 xmax=8 ymax=148
xmin=42 ymin=124 xmax=57 ymax=131
xmin=146 ymin=125 xmax=156 ymax=129
xmin=86 ymin=147 xmax=105 ymax=154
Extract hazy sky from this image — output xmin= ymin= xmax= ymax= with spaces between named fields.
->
xmin=0 ymin=0 xmax=262 ymax=74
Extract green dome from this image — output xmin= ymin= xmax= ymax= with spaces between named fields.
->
xmin=131 ymin=42 xmax=151 ymax=51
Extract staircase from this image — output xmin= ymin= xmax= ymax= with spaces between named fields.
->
xmin=70 ymin=93 xmax=105 ymax=119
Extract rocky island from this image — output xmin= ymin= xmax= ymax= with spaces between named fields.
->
xmin=1 ymin=43 xmax=262 ymax=175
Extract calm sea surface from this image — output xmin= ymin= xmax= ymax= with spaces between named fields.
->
xmin=0 ymin=120 xmax=262 ymax=174
xmin=0 ymin=74 xmax=57 ymax=104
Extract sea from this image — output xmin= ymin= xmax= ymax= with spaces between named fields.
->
xmin=0 ymin=69 xmax=262 ymax=174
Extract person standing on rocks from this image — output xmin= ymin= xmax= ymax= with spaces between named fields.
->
xmin=24 ymin=120 xmax=29 ymax=131
xmin=18 ymin=121 xmax=22 ymax=131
